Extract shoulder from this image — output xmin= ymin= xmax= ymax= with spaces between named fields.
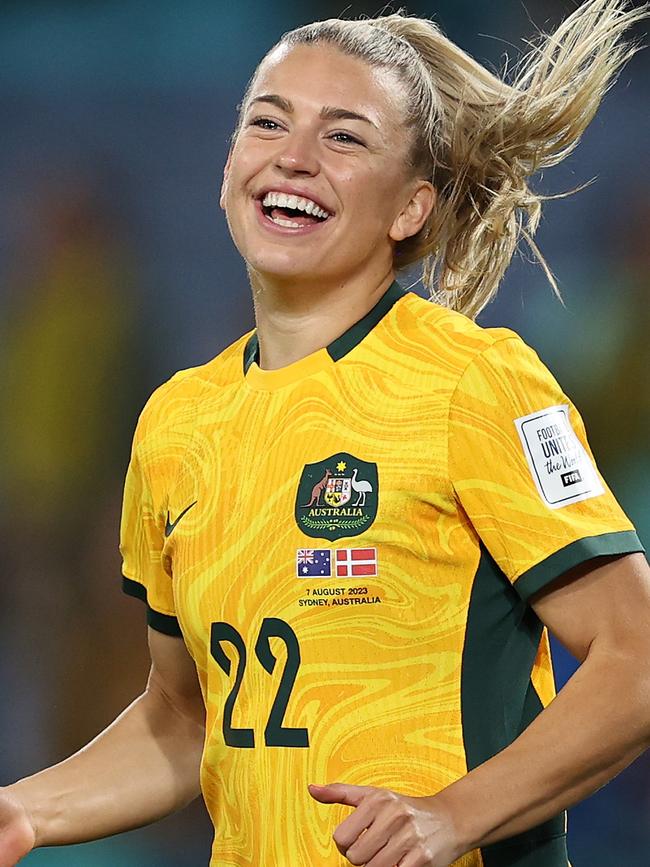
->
xmin=133 ymin=329 xmax=253 ymax=447
xmin=387 ymin=291 xmax=539 ymax=382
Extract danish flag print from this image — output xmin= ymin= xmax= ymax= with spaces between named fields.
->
xmin=335 ymin=548 xmax=378 ymax=578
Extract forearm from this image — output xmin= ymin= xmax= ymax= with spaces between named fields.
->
xmin=7 ymin=684 xmax=204 ymax=848
xmin=440 ymin=645 xmax=650 ymax=850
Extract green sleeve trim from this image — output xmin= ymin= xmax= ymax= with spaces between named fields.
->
xmin=514 ymin=530 xmax=645 ymax=602
xmin=122 ymin=576 xmax=183 ymax=638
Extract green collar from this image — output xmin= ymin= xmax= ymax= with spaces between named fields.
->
xmin=242 ymin=280 xmax=406 ymax=375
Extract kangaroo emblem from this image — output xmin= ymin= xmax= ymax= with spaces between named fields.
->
xmin=304 ymin=469 xmax=332 ymax=507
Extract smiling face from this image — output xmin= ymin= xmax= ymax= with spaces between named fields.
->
xmin=220 ymin=42 xmax=434 ymax=289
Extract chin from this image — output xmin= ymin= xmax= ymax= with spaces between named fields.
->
xmin=247 ymin=254 xmax=332 ymax=283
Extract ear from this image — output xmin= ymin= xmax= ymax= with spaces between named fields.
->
xmin=389 ymin=181 xmax=436 ymax=243
xmin=219 ymin=149 xmax=234 ymax=211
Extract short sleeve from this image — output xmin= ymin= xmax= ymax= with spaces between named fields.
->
xmin=449 ymin=336 xmax=644 ymax=601
xmin=119 ymin=401 xmax=182 ymax=637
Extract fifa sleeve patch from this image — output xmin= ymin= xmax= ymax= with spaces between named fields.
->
xmin=514 ymin=405 xmax=604 ymax=509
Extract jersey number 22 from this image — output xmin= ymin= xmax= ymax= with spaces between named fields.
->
xmin=210 ymin=617 xmax=309 ymax=748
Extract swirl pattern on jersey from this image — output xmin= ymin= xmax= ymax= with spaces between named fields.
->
xmin=121 ymin=290 xmax=639 ymax=866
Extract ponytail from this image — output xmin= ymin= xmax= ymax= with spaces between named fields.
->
xmin=372 ymin=0 xmax=648 ymax=317
xmin=263 ymin=1 xmax=649 ymax=317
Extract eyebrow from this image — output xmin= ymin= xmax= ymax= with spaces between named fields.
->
xmin=248 ymin=94 xmax=378 ymax=128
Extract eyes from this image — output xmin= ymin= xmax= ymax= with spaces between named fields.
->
xmin=248 ymin=116 xmax=364 ymax=147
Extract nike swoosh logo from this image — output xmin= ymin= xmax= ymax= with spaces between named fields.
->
xmin=165 ymin=501 xmax=197 ymax=537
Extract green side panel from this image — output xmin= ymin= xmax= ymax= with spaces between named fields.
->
xmin=482 ymin=834 xmax=569 ymax=867
xmin=327 ymin=280 xmax=406 ymax=361
xmin=122 ymin=576 xmax=183 ymax=637
xmin=461 ymin=547 xmax=568 ymax=866
xmin=514 ymin=530 xmax=645 ymax=603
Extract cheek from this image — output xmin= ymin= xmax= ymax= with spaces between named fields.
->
xmin=223 ymin=159 xmax=255 ymax=233
xmin=224 ymin=143 xmax=260 ymax=197
xmin=337 ymin=174 xmax=377 ymax=220
xmin=346 ymin=185 xmax=398 ymax=234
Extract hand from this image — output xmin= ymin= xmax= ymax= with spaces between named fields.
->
xmin=308 ymin=782 xmax=464 ymax=867
xmin=0 ymin=789 xmax=36 ymax=867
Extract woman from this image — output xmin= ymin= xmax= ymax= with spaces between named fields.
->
xmin=1 ymin=2 xmax=649 ymax=865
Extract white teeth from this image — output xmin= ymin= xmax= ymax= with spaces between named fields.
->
xmin=261 ymin=191 xmax=331 ymax=219
xmin=270 ymin=216 xmax=302 ymax=228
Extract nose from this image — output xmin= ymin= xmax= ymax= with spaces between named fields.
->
xmin=274 ymin=128 xmax=320 ymax=176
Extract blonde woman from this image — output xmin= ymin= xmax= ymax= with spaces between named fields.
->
xmin=1 ymin=2 xmax=649 ymax=866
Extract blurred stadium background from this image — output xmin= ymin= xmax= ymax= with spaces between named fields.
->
xmin=0 ymin=1 xmax=647 ymax=864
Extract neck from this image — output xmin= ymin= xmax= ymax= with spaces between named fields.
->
xmin=250 ymin=268 xmax=396 ymax=370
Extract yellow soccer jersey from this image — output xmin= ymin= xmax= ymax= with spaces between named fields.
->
xmin=120 ymin=281 xmax=643 ymax=867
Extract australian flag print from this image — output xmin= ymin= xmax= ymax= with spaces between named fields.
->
xmin=296 ymin=549 xmax=332 ymax=578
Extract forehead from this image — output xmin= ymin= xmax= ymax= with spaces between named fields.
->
xmin=247 ymin=42 xmax=405 ymax=127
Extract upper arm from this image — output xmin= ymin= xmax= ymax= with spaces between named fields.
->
xmin=146 ymin=627 xmax=205 ymax=727
xmin=530 ymin=552 xmax=650 ymax=663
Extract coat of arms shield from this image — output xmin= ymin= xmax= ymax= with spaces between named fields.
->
xmin=324 ymin=476 xmax=351 ymax=507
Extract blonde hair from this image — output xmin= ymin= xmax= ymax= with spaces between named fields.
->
xmin=240 ymin=0 xmax=648 ymax=319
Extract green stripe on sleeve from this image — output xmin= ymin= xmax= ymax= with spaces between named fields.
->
xmin=122 ymin=576 xmax=183 ymax=638
xmin=514 ymin=530 xmax=645 ymax=603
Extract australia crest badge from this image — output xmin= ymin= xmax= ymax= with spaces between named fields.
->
xmin=295 ymin=452 xmax=378 ymax=541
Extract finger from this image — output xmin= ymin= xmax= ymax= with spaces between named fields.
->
xmin=344 ymin=799 xmax=414 ymax=867
xmin=0 ymin=823 xmax=34 ymax=866
xmin=365 ymin=836 xmax=411 ymax=867
xmin=332 ymin=799 xmax=376 ymax=853
xmin=308 ymin=783 xmax=375 ymax=807
xmin=344 ymin=815 xmax=393 ymax=866
xmin=396 ymin=851 xmax=428 ymax=867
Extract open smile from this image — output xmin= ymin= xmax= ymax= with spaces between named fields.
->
xmin=254 ymin=190 xmax=335 ymax=235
